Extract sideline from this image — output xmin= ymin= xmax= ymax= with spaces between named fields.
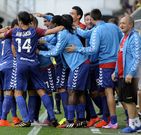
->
xmin=27 ymin=111 xmax=47 ymax=135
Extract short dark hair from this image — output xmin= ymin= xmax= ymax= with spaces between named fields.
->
xmin=52 ymin=14 xmax=73 ymax=34
xmin=84 ymin=12 xmax=90 ymax=18
xmin=108 ymin=17 xmax=118 ymax=25
xmin=29 ymin=14 xmax=38 ymax=27
xmin=62 ymin=14 xmax=73 ymax=33
xmin=90 ymin=9 xmax=102 ymax=20
xmin=51 ymin=15 xmax=63 ymax=26
xmin=17 ymin=11 xmax=32 ymax=25
xmin=45 ymin=12 xmax=54 ymax=17
xmin=11 ymin=19 xmax=18 ymax=28
xmin=72 ymin=6 xmax=83 ymax=20
xmin=0 ymin=24 xmax=3 ymax=29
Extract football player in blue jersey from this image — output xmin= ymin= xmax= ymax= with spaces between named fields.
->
xmin=66 ymin=9 xmax=122 ymax=129
xmin=36 ymin=12 xmax=69 ymax=125
xmin=0 ymin=19 xmax=21 ymax=126
xmin=39 ymin=14 xmax=90 ymax=128
xmin=0 ymin=11 xmax=63 ymax=127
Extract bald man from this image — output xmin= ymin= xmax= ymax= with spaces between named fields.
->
xmin=112 ymin=15 xmax=141 ymax=133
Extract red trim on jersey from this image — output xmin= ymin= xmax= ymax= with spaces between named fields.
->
xmin=78 ymin=22 xmax=86 ymax=29
xmin=4 ymin=29 xmax=12 ymax=38
xmin=84 ymin=59 xmax=91 ymax=64
xmin=117 ymin=35 xmax=128 ymax=78
xmin=36 ymin=28 xmax=46 ymax=37
xmin=99 ymin=62 xmax=116 ymax=68
xmin=40 ymin=64 xmax=54 ymax=71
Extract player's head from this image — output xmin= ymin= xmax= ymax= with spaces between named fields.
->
xmin=51 ymin=14 xmax=73 ymax=33
xmin=119 ymin=15 xmax=134 ymax=34
xmin=84 ymin=12 xmax=93 ymax=29
xmin=90 ymin=9 xmax=102 ymax=25
xmin=17 ymin=11 xmax=32 ymax=27
xmin=51 ymin=15 xmax=63 ymax=27
xmin=30 ymin=14 xmax=38 ymax=28
xmin=70 ymin=6 xmax=83 ymax=22
xmin=62 ymin=14 xmax=73 ymax=33
xmin=44 ymin=12 xmax=54 ymax=28
xmin=11 ymin=19 xmax=18 ymax=28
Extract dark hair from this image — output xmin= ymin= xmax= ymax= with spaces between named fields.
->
xmin=11 ymin=19 xmax=18 ymax=28
xmin=62 ymin=14 xmax=74 ymax=33
xmin=51 ymin=15 xmax=63 ymax=26
xmin=72 ymin=6 xmax=83 ymax=20
xmin=108 ymin=17 xmax=118 ymax=25
xmin=90 ymin=9 xmax=102 ymax=20
xmin=45 ymin=12 xmax=54 ymax=17
xmin=0 ymin=24 xmax=3 ymax=29
xmin=84 ymin=12 xmax=90 ymax=18
xmin=29 ymin=13 xmax=38 ymax=27
xmin=51 ymin=15 xmax=74 ymax=34
xmin=17 ymin=11 xmax=32 ymax=25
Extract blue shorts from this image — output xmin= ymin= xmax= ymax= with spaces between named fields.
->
xmin=86 ymin=64 xmax=99 ymax=92
xmin=40 ymin=65 xmax=56 ymax=93
xmin=55 ymin=64 xmax=69 ymax=89
xmin=16 ymin=62 xmax=46 ymax=91
xmin=67 ymin=62 xmax=89 ymax=91
xmin=0 ymin=71 xmax=3 ymax=90
xmin=1 ymin=67 xmax=16 ymax=90
xmin=98 ymin=68 xmax=115 ymax=89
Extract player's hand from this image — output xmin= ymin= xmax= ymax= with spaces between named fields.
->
xmin=0 ymin=26 xmax=11 ymax=33
xmin=111 ymin=72 xmax=116 ymax=81
xmin=38 ymin=39 xmax=46 ymax=44
xmin=65 ymin=45 xmax=76 ymax=52
xmin=125 ymin=74 xmax=132 ymax=83
xmin=5 ymin=26 xmax=11 ymax=30
xmin=34 ymin=13 xmax=44 ymax=17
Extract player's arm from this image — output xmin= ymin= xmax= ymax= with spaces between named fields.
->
xmin=38 ymin=39 xmax=55 ymax=49
xmin=39 ymin=31 xmax=67 ymax=57
xmin=0 ymin=33 xmax=5 ymax=39
xmin=76 ymin=27 xmax=93 ymax=38
xmin=44 ymin=26 xmax=64 ymax=35
xmin=128 ymin=34 xmax=141 ymax=77
xmin=0 ymin=26 xmax=11 ymax=38
xmin=36 ymin=26 xmax=64 ymax=37
xmin=38 ymin=38 xmax=46 ymax=44
xmin=0 ymin=29 xmax=12 ymax=39
xmin=66 ymin=28 xmax=100 ymax=55
xmin=35 ymin=13 xmax=53 ymax=22
xmin=0 ymin=26 xmax=11 ymax=33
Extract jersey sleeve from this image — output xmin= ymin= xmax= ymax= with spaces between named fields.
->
xmin=39 ymin=31 xmax=68 ymax=57
xmin=75 ymin=27 xmax=100 ymax=55
xmin=36 ymin=28 xmax=46 ymax=37
xmin=76 ymin=27 xmax=93 ymax=38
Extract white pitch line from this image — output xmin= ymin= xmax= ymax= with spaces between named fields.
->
xmin=90 ymin=127 xmax=101 ymax=134
xmin=27 ymin=111 xmax=47 ymax=135
xmin=90 ymin=127 xmax=119 ymax=135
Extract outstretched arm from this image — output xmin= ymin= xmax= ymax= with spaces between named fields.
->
xmin=76 ymin=27 xmax=93 ymax=38
xmin=35 ymin=12 xmax=53 ymax=22
xmin=39 ymin=31 xmax=68 ymax=57
xmin=44 ymin=26 xmax=64 ymax=35
xmin=36 ymin=26 xmax=64 ymax=37
xmin=0 ymin=33 xmax=5 ymax=39
xmin=66 ymin=28 xmax=100 ymax=55
xmin=0 ymin=26 xmax=11 ymax=38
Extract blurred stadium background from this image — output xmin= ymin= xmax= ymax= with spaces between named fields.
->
xmin=0 ymin=0 xmax=140 ymax=27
